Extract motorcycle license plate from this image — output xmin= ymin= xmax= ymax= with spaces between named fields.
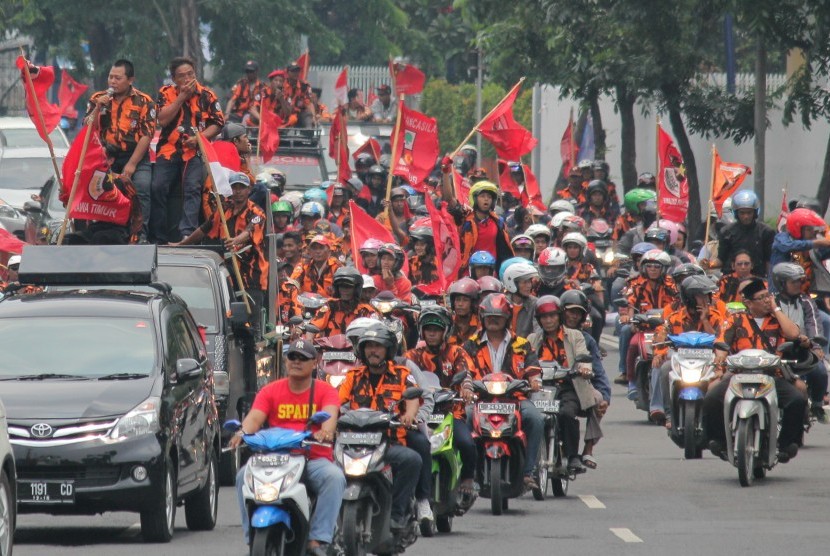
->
xmin=338 ymin=432 xmax=383 ymax=445
xmin=19 ymin=480 xmax=75 ymax=504
xmin=677 ymin=349 xmax=712 ymax=358
xmin=533 ymin=399 xmax=560 ymax=413
xmin=322 ymin=351 xmax=355 ymax=362
xmin=478 ymin=403 xmax=516 ymax=415
xmin=428 ymin=413 xmax=446 ymax=424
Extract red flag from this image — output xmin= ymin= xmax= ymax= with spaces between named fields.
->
xmin=200 ymin=136 xmax=234 ymax=196
xmin=259 ymin=101 xmax=282 ymax=163
xmin=294 ymin=51 xmax=310 ymax=82
xmin=498 ymin=160 xmax=546 ymax=212
xmin=560 ymin=117 xmax=578 ymax=171
xmin=711 ymin=147 xmax=751 ymax=216
xmin=390 ymin=61 xmax=426 ymax=96
xmin=16 ymin=56 xmax=62 ymax=143
xmin=367 ymin=87 xmax=379 ymax=108
xmin=657 ymin=125 xmax=689 ymax=223
xmin=58 ymin=69 xmax=88 ymax=119
xmin=777 ymin=190 xmax=789 ymax=231
xmin=334 ymin=67 xmax=349 ymax=106
xmin=478 ymin=81 xmax=538 ymax=160
xmin=353 ymin=137 xmax=381 ymax=161
xmin=452 ymin=167 xmax=470 ymax=207
xmin=211 ymin=141 xmax=242 ymax=172
xmin=329 ymin=111 xmax=351 ymax=183
xmin=60 ymin=126 xmax=131 ymax=225
xmin=423 ymin=194 xmax=461 ymax=294
xmin=0 ymin=228 xmax=25 ymax=255
xmin=392 ymin=104 xmax=439 ymax=191
xmin=349 ymin=200 xmax=408 ymax=275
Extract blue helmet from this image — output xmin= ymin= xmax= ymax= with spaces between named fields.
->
xmin=303 ymin=187 xmax=328 ymax=205
xmin=498 ymin=256 xmax=531 ymax=282
xmin=470 ymin=250 xmax=496 ymax=268
xmin=631 ymin=242 xmax=657 ymax=258
xmin=401 ymin=185 xmax=417 ymax=196
xmin=731 ymin=190 xmax=760 ymax=218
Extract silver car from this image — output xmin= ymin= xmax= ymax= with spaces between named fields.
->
xmin=0 ymin=397 xmax=14 ymax=556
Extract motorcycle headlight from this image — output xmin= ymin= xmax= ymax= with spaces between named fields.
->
xmin=603 ymin=249 xmax=615 ymax=265
xmin=429 ymin=427 xmax=451 ymax=454
xmin=108 ymin=397 xmax=160 ymax=440
xmin=255 ymin=478 xmax=284 ymax=503
xmin=247 ymin=458 xmax=302 ymax=502
xmin=485 ymin=381 xmax=508 ymax=395
xmin=343 ymin=453 xmax=372 ymax=476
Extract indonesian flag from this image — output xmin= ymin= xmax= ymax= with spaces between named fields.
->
xmin=478 ymin=80 xmax=538 ymax=160
xmin=334 ymin=67 xmax=349 ymax=106
xmin=211 ymin=141 xmax=242 ymax=172
xmin=560 ymin=115 xmax=578 ymax=171
xmin=353 ymin=137 xmax=381 ymax=161
xmin=61 ymin=126 xmax=131 ymax=225
xmin=657 ymin=125 xmax=689 ymax=224
xmin=58 ymin=69 xmax=88 ymax=119
xmin=16 ymin=56 xmax=62 ymax=143
xmin=294 ymin=51 xmax=310 ymax=82
xmin=259 ymin=101 xmax=282 ymax=163
xmin=330 ymin=111 xmax=351 ymax=183
xmin=777 ymin=190 xmax=789 ymax=231
xmin=349 ymin=200 xmax=408 ymax=275
xmin=498 ymin=160 xmax=546 ymax=211
xmin=199 ymin=134 xmax=233 ymax=196
xmin=712 ymin=147 xmax=751 ymax=217
xmin=392 ymin=104 xmax=439 ymax=191
xmin=390 ymin=60 xmax=426 ymax=96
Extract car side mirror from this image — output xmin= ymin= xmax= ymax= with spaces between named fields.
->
xmin=23 ymin=200 xmax=42 ymax=214
xmin=229 ymin=302 xmax=249 ymax=327
xmin=176 ymin=358 xmax=203 ymax=380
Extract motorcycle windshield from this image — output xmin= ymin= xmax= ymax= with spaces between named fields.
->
xmin=669 ymin=332 xmax=716 ymax=348
xmin=244 ymin=427 xmax=311 ymax=452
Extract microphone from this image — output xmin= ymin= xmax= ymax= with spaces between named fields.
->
xmin=106 ymin=87 xmax=115 ymax=97
xmin=100 ymin=87 xmax=115 ymax=114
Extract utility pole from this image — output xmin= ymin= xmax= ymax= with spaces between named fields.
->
xmin=754 ymin=33 xmax=766 ymax=218
xmin=475 ymin=41 xmax=483 ymax=155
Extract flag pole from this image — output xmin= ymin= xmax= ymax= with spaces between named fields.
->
xmin=256 ymin=104 xmax=263 ymax=161
xmin=196 ymin=132 xmax=251 ymax=315
xmin=704 ymin=144 xmax=717 ymax=244
xmin=569 ymin=107 xmax=576 ymax=169
xmin=384 ymin=94 xmax=405 ymax=217
xmin=449 ymin=77 xmax=527 ymax=158
xmin=19 ymin=48 xmax=64 ymax=192
xmin=56 ymin=120 xmax=95 ymax=245
xmin=655 ymin=118 xmax=661 ymax=220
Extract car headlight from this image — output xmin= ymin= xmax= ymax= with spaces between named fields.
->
xmin=485 ymin=381 xmax=508 ymax=395
xmin=429 ymin=427 xmax=451 ymax=454
xmin=108 ymin=397 xmax=160 ymax=440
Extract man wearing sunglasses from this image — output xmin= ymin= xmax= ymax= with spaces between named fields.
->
xmin=229 ymin=340 xmax=345 ymax=555
xmin=703 ymin=278 xmax=806 ymax=463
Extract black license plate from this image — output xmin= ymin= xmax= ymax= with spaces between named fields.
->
xmin=338 ymin=432 xmax=383 ymax=445
xmin=19 ymin=480 xmax=75 ymax=504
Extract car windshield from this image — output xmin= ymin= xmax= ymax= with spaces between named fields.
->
xmin=0 ymin=316 xmax=156 ymax=378
xmin=268 ymin=154 xmax=323 ymax=187
xmin=0 ymin=157 xmax=61 ymax=189
xmin=0 ymin=128 xmax=69 ymax=148
xmin=157 ymin=265 xmax=219 ymax=332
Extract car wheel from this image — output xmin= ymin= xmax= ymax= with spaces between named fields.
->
xmin=141 ymin=456 xmax=177 ymax=543
xmin=185 ymin=450 xmax=218 ymax=531
xmin=0 ymin=469 xmax=13 ymax=556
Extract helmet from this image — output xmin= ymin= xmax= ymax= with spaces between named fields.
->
xmin=637 ymin=172 xmax=656 ymax=188
xmin=333 ymin=266 xmax=363 ymax=299
xmin=657 ymin=219 xmax=684 ymax=246
xmin=409 ymin=219 xmax=434 ymax=244
xmin=510 ymin=234 xmax=536 ymax=259
xmin=630 ymin=242 xmax=657 ymax=258
xmin=262 ymin=166 xmax=286 ymax=189
xmin=478 ymin=293 xmax=512 ymax=321
xmin=560 ymin=214 xmax=586 ymax=233
xmin=390 ymin=186 xmax=408 ymax=199
xmin=587 ymin=218 xmax=611 ymax=239
xmin=379 ymin=154 xmax=392 ymax=170
xmin=255 ymin=171 xmax=277 ymax=190
xmin=345 ymin=317 xmax=379 ymax=348
xmin=469 ymin=251 xmax=496 ymax=276
xmin=578 ymin=159 xmax=593 ymax=170
xmin=586 ymin=180 xmax=608 ymax=200
xmin=281 ymin=190 xmax=304 ymax=217
xmin=549 ymin=200 xmax=576 ymax=215
xmin=271 ymin=200 xmax=293 ymax=214
xmin=535 ymin=295 xmax=562 ymax=322
xmin=795 ymin=196 xmax=822 ymax=213
xmin=362 ymin=274 xmax=376 ymax=290
xmin=537 ymin=247 xmax=568 ymax=286
xmin=360 ymin=238 xmax=384 ymax=254
xmin=303 ymin=187 xmax=328 ymax=205
xmin=300 ymin=201 xmax=324 ymax=219
xmin=367 ymin=164 xmax=386 ymax=178
xmin=731 ymin=190 xmax=760 ymax=217
xmin=355 ymin=152 xmax=376 ymax=170
xmin=418 ymin=305 xmax=453 ymax=341
xmin=477 ymin=276 xmax=504 ymax=296
xmin=525 ymin=224 xmax=552 ymax=241
xmin=468 ymin=180 xmax=500 ymax=207
xmin=560 ymin=289 xmax=590 ymax=314
xmin=786 ymin=208 xmax=826 ymax=240
xmin=503 ymin=262 xmax=539 ymax=294
xmin=448 ymin=277 xmax=482 ymax=306
xmin=498 ymin=256 xmax=529 ymax=282
xmin=671 ymin=263 xmax=705 ymax=285
xmin=378 ymin=243 xmax=405 ymax=273
xmin=623 ymin=188 xmax=657 ymax=216
xmin=644 ymin=226 xmax=670 ymax=246
xmin=679 ymin=275 xmax=717 ymax=307
xmin=330 ymin=182 xmax=351 ymax=199
xmin=592 ymin=160 xmax=609 ymax=172
xmin=641 ymin=249 xmax=672 ymax=273
xmin=356 ymin=321 xmax=398 ymax=363
xmin=771 ymin=262 xmax=807 ymax=292
xmin=561 ymin=232 xmax=588 ymax=256
xmin=551 ymin=212 xmax=572 ymax=229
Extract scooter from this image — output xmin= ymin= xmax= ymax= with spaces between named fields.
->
xmin=587 ymin=218 xmax=613 ymax=274
xmin=334 ymin=387 xmax=423 ymax=555
xmin=470 ymin=373 xmax=529 ymax=516
xmin=419 ymin=372 xmax=469 ymax=536
xmin=665 ymin=332 xmax=716 ymax=459
xmin=224 ymin=412 xmax=331 ymax=555
xmin=631 ymin=308 xmax=665 ymax=415
xmin=315 ymin=334 xmax=355 ymax=389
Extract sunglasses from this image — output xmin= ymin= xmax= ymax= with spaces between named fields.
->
xmin=287 ymin=353 xmax=312 ymax=362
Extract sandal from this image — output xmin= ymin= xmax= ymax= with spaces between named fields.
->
xmin=581 ymin=454 xmax=598 ymax=469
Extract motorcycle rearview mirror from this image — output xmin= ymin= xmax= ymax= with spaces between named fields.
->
xmin=309 ymin=411 xmax=331 ymax=424
xmin=612 ymin=298 xmax=629 ymax=308
xmin=777 ymin=341 xmax=795 ymax=353
xmin=574 ymin=353 xmax=593 ymax=364
xmin=402 ymin=387 xmax=424 ymax=400
xmin=450 ymin=370 xmax=469 ymax=387
xmin=713 ymin=341 xmax=730 ymax=352
xmin=812 ymin=336 xmax=829 ymax=348
xmin=223 ymin=419 xmax=242 ymax=432
xmin=288 ymin=316 xmax=304 ymax=326
xmin=305 ymin=323 xmax=321 ymax=335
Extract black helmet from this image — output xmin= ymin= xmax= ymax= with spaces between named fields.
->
xmin=379 ymin=154 xmax=391 ymax=170
xmin=356 ymin=321 xmax=398 ymax=363
xmin=586 ymin=180 xmax=608 ymax=200
xmin=409 ymin=225 xmax=434 ymax=247
xmin=592 ymin=160 xmax=609 ymax=174
xmin=368 ymin=164 xmax=386 ymax=177
xmin=644 ymin=226 xmax=670 ymax=246
xmin=355 ymin=152 xmax=376 ymax=170
xmin=418 ymin=305 xmax=453 ymax=341
xmin=679 ymin=275 xmax=717 ymax=307
xmin=671 ymin=263 xmax=705 ymax=285
xmin=771 ymin=262 xmax=807 ymax=293
xmin=333 ymin=266 xmax=363 ymax=299
xmin=560 ymin=289 xmax=589 ymax=314
xmin=637 ymin=172 xmax=656 ymax=188
xmin=377 ymin=243 xmax=405 ymax=273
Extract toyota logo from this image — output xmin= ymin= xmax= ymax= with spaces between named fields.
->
xmin=30 ymin=423 xmax=54 ymax=438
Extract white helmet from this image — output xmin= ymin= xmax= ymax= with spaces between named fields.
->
xmin=510 ymin=234 xmax=536 ymax=260
xmin=549 ymin=199 xmax=575 ymax=214
xmin=502 ymin=262 xmax=539 ymax=294
xmin=362 ymin=274 xmax=376 ymax=290
xmin=551 ymin=212 xmax=572 ymax=229
xmin=525 ymin=224 xmax=552 ymax=241
xmin=561 ymin=232 xmax=588 ymax=256
xmin=641 ymin=249 xmax=672 ymax=274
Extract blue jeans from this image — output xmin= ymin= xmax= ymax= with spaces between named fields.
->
xmin=519 ymin=400 xmax=544 ymax=476
xmin=149 ymin=156 xmax=204 ymax=243
xmin=618 ymin=322 xmax=633 ymax=376
xmin=820 ymin=311 xmax=830 ymax=356
xmin=236 ymin=458 xmax=346 ymax=545
xmin=650 ymin=361 xmax=672 ymax=416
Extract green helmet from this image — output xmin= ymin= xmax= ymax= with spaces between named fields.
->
xmin=271 ymin=200 xmax=293 ymax=214
xmin=623 ymin=188 xmax=657 ymax=215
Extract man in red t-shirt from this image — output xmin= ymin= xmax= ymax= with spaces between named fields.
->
xmin=230 ymin=340 xmax=345 ymax=555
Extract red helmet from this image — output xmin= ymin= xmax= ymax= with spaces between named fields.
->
xmin=535 ymin=295 xmax=561 ymax=321
xmin=448 ymin=277 xmax=481 ymax=305
xmin=477 ymin=275 xmax=504 ymax=297
xmin=786 ymin=208 xmax=826 ymax=240
xmin=478 ymin=293 xmax=512 ymax=320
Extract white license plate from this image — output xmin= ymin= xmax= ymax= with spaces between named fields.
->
xmin=19 ymin=480 xmax=75 ymax=504
xmin=428 ymin=413 xmax=446 ymax=424
xmin=677 ymin=349 xmax=712 ymax=358
xmin=478 ymin=403 xmax=516 ymax=414
xmin=322 ymin=351 xmax=355 ymax=362
xmin=338 ymin=432 xmax=383 ymax=445
xmin=533 ymin=399 xmax=560 ymax=412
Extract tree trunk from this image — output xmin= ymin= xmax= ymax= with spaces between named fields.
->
xmin=86 ymin=24 xmax=116 ymax=90
xmin=816 ymin=132 xmax=830 ymax=217
xmin=754 ymin=33 xmax=766 ymax=218
xmin=179 ymin=0 xmax=202 ymax=75
xmin=588 ymin=92 xmax=606 ymax=160
xmin=667 ymin=106 xmax=700 ymax=248
xmin=616 ymin=85 xmax=637 ymax=192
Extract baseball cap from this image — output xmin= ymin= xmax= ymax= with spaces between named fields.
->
xmin=310 ymin=235 xmax=331 ymax=247
xmin=7 ymin=255 xmax=21 ymax=268
xmin=286 ymin=339 xmax=317 ymax=359
xmin=268 ymin=69 xmax=286 ymax=79
xmin=221 ymin=122 xmax=246 ymax=140
xmin=244 ymin=60 xmax=258 ymax=71
xmin=229 ymin=172 xmax=251 ymax=187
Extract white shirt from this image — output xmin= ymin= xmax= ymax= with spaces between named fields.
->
xmin=483 ymin=330 xmax=513 ymax=372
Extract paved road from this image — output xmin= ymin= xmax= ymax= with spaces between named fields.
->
xmin=13 ymin=335 xmax=830 ymax=555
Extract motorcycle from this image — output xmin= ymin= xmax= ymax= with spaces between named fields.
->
xmin=587 ymin=219 xmax=613 ymax=273
xmin=631 ymin=309 xmax=665 ymax=415
xmin=419 ymin=372 xmax=470 ymax=536
xmin=224 ymin=411 xmax=331 ymax=555
xmin=370 ymin=293 xmax=419 ymax=352
xmin=470 ymin=373 xmax=529 ymax=515
xmin=334 ymin=387 xmax=423 ymax=555
xmin=315 ymin=334 xmax=356 ymax=389
xmin=665 ymin=331 xmax=717 ymax=459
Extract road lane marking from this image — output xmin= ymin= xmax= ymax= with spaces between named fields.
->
xmin=579 ymin=495 xmax=606 ymax=509
xmin=610 ymin=528 xmax=643 ymax=543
